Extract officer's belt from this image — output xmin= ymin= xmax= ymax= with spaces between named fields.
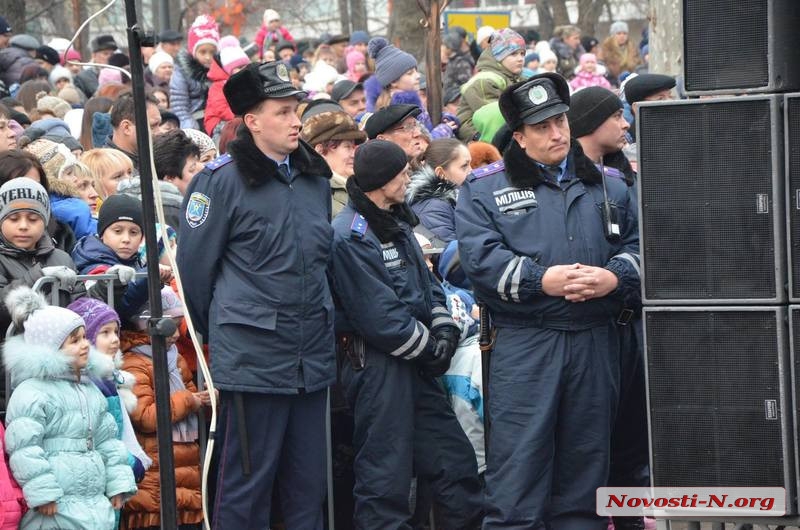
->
xmin=491 ymin=313 xmax=614 ymax=331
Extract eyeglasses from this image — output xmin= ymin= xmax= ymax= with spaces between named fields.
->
xmin=389 ymin=120 xmax=421 ymax=134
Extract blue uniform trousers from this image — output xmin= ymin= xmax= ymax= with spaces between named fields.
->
xmin=483 ymin=323 xmax=621 ymax=530
xmin=342 ymin=350 xmax=483 ymax=530
xmin=212 ymin=390 xmax=327 ymax=530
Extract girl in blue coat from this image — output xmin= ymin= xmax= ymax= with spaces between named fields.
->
xmin=3 ymin=286 xmax=137 ymax=529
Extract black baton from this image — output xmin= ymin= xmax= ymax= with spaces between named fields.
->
xmin=233 ymin=392 xmax=251 ymax=476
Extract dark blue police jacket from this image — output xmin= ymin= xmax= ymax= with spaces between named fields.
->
xmin=455 ymin=140 xmax=640 ymax=329
xmin=177 ymin=130 xmax=336 ymax=394
xmin=330 ymin=202 xmax=452 ymax=360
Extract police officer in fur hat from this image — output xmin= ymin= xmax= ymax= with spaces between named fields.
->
xmin=177 ymin=61 xmax=336 ymax=529
xmin=455 ymin=72 xmax=641 ymax=529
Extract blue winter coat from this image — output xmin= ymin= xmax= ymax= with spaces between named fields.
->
xmin=170 ymin=51 xmax=210 ymax=129
xmin=455 ymin=140 xmax=640 ymax=327
xmin=49 ymin=180 xmax=97 ymax=241
xmin=71 ymin=235 xmax=149 ymax=321
xmin=3 ymin=339 xmax=137 ymax=529
xmin=177 ymin=129 xmax=336 ymax=394
xmin=406 ymin=164 xmax=459 ymax=243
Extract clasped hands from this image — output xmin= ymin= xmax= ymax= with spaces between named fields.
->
xmin=541 ymin=263 xmax=618 ymax=303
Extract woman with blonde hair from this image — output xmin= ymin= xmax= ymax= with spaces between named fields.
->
xmin=80 ymin=148 xmax=133 ymax=212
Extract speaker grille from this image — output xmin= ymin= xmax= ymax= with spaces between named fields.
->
xmin=684 ymin=0 xmax=768 ymax=92
xmin=647 ymin=309 xmax=788 ymax=488
xmin=788 ymin=97 xmax=800 ymax=300
xmin=639 ymin=98 xmax=782 ymax=303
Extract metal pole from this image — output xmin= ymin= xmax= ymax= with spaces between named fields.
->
xmin=158 ymin=0 xmax=170 ymax=33
xmin=122 ymin=2 xmax=179 ymax=528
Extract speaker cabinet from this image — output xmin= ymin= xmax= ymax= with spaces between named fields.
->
xmin=638 ymin=95 xmax=786 ymax=305
xmin=645 ymin=306 xmax=795 ymax=511
xmin=683 ymin=0 xmax=800 ymax=95
xmin=786 ymin=94 xmax=800 ymax=302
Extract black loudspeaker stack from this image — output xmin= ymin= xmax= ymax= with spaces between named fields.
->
xmin=640 ymin=0 xmax=800 ymax=515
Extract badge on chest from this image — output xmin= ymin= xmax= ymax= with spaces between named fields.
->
xmin=493 ymin=187 xmax=537 ymax=214
xmin=381 ymin=243 xmax=403 ymax=269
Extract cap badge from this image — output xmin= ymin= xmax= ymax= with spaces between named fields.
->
xmin=276 ymin=63 xmax=290 ymax=82
xmin=528 ymin=85 xmax=548 ymax=105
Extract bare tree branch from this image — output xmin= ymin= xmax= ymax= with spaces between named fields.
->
xmin=25 ymin=0 xmax=67 ymax=23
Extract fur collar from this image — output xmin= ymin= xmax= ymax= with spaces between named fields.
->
xmin=227 ymin=126 xmax=332 ymax=188
xmin=49 ymin=178 xmax=81 ymax=199
xmin=503 ymin=138 xmax=603 ymax=189
xmin=346 ymin=178 xmax=418 ymax=244
xmin=406 ymin=165 xmax=458 ymax=206
xmin=175 ymin=49 xmax=210 ymax=84
xmin=602 ymin=149 xmax=636 ymax=186
xmin=4 ymin=337 xmax=112 ymax=387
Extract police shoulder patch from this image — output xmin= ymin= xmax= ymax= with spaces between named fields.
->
xmin=350 ymin=213 xmax=368 ymax=239
xmin=206 ymin=153 xmax=233 ymax=171
xmin=186 ymin=192 xmax=211 ymax=228
xmin=470 ymin=160 xmax=506 ymax=181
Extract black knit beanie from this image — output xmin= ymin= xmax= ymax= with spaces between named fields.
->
xmin=97 ymin=194 xmax=144 ymax=236
xmin=566 ymin=86 xmax=623 ymax=138
xmin=353 ymin=140 xmax=409 ymax=192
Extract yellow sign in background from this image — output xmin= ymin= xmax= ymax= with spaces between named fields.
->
xmin=443 ymin=11 xmax=513 ymax=35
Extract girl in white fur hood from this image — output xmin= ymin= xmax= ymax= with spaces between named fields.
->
xmin=3 ymin=286 xmax=137 ymax=529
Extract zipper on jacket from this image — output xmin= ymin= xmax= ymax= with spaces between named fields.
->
xmin=75 ymin=383 xmax=94 ymax=450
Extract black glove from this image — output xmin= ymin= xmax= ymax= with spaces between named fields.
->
xmin=418 ymin=325 xmax=460 ymax=378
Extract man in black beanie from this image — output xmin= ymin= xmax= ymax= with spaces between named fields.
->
xmin=328 ymin=139 xmax=483 ymax=529
xmin=567 ymin=86 xmax=635 ymax=184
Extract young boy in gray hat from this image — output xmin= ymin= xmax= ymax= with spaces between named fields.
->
xmin=0 ymin=177 xmax=79 ymax=334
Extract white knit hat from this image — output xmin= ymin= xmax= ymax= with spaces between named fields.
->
xmin=476 ymin=26 xmax=495 ymax=45
xmin=263 ymin=9 xmax=280 ymax=23
xmin=5 ymin=287 xmax=84 ymax=352
xmin=148 ymin=50 xmax=174 ymax=75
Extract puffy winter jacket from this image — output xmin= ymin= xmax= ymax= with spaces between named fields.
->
xmin=121 ymin=331 xmax=202 ymax=528
xmin=4 ymin=340 xmax=137 ymax=529
xmin=49 ymin=179 xmax=97 ymax=241
xmin=0 ymin=46 xmax=35 ymax=87
xmin=0 ymin=423 xmax=25 ymax=530
xmin=0 ymin=235 xmax=79 ymax=335
xmin=204 ymin=58 xmax=235 ymax=137
xmin=170 ymin=51 xmax=210 ymax=130
xmin=406 ymin=164 xmax=459 ymax=243
xmin=456 ymin=48 xmax=521 ymax=141
xmin=71 ymin=235 xmax=149 ymax=321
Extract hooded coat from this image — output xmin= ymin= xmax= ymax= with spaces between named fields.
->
xmin=170 ymin=50 xmax=211 ymax=129
xmin=49 ymin=179 xmax=98 ymax=241
xmin=406 ymin=164 xmax=459 ymax=243
xmin=3 ymin=338 xmax=137 ymax=529
xmin=71 ymin=235 xmax=149 ymax=321
xmin=204 ymin=58 xmax=235 ymax=137
xmin=120 ymin=331 xmax=202 ymax=528
xmin=456 ymin=48 xmax=521 ymax=141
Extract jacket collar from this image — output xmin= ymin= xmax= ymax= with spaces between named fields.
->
xmin=503 ymin=138 xmax=603 ymax=189
xmin=227 ymin=126 xmax=333 ymax=188
xmin=345 ymin=178 xmax=418 ymax=244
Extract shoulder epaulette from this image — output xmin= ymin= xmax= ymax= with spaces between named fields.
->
xmin=350 ymin=213 xmax=368 ymax=239
xmin=206 ymin=153 xmax=233 ymax=171
xmin=470 ymin=160 xmax=505 ymax=181
xmin=595 ymin=163 xmax=626 ymax=181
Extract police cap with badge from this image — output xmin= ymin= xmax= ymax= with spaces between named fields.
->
xmin=498 ymin=72 xmax=571 ymax=130
xmin=223 ymin=60 xmax=308 ymax=116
